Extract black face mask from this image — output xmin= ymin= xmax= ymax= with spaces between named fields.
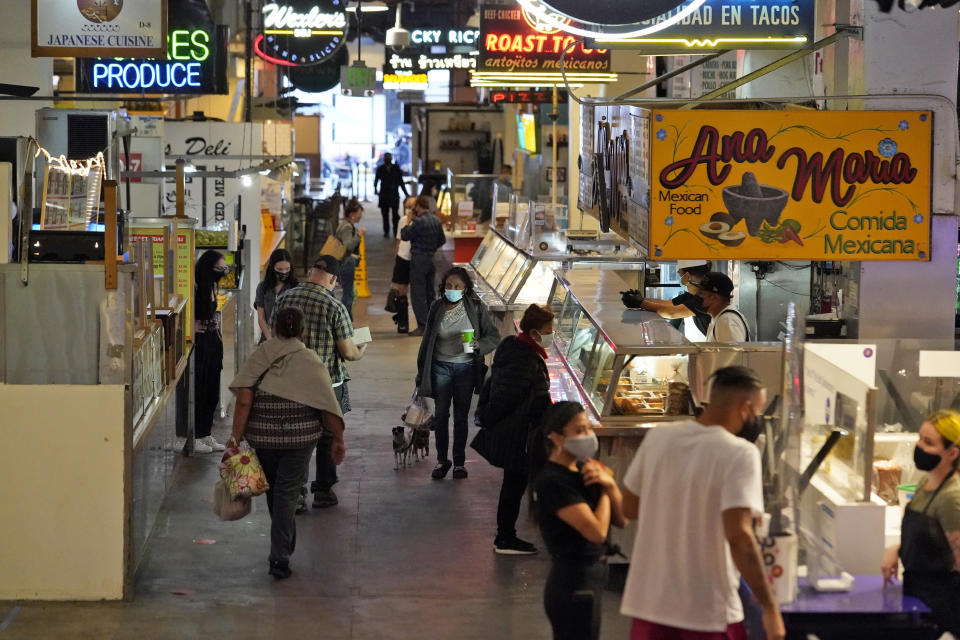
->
xmin=275 ymin=271 xmax=289 ymax=282
xmin=914 ymin=445 xmax=943 ymax=472
xmin=213 ymin=268 xmax=228 ymax=281
xmin=739 ymin=413 xmax=763 ymax=443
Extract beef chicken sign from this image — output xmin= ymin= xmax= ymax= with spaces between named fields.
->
xmin=254 ymin=0 xmax=347 ymax=67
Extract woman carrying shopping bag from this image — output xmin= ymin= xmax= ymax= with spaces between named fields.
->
xmin=415 ymin=266 xmax=499 ymax=480
xmin=472 ymin=303 xmax=555 ymax=555
xmin=229 ymin=307 xmax=345 ymax=579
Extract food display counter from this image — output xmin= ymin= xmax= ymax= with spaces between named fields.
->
xmin=462 ymin=228 xmax=645 ymax=333
xmin=441 ymin=170 xmax=495 ymax=262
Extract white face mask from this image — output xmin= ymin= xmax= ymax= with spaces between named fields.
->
xmin=537 ymin=332 xmax=554 ymax=349
xmin=563 ymin=433 xmax=599 ymax=462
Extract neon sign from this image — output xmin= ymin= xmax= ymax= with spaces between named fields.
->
xmin=76 ymin=26 xmax=228 ymax=94
xmin=255 ymin=0 xmax=347 ymax=66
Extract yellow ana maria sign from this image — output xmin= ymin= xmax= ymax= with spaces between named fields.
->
xmin=649 ymin=110 xmax=932 ymax=261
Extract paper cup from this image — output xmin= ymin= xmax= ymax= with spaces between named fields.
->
xmin=462 ymin=329 xmax=475 ymax=353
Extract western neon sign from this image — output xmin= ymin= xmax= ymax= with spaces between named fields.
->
xmin=76 ymin=26 xmax=228 ymax=94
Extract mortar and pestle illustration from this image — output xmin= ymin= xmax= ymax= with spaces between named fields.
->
xmin=722 ymin=172 xmax=789 ymax=236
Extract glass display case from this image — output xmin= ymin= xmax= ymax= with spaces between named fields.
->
xmin=553 ymin=269 xmax=699 ymax=423
xmin=445 ymin=169 xmax=496 ymax=234
xmin=464 ymin=228 xmax=645 ymax=338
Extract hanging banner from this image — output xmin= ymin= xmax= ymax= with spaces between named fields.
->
xmin=254 ymin=0 xmax=347 ymax=67
xmin=477 ymin=4 xmax=611 ymax=74
xmin=32 ymin=0 xmax=167 ymax=58
xmin=586 ymin=0 xmax=815 ymax=51
xmin=649 ymin=110 xmax=933 ymax=261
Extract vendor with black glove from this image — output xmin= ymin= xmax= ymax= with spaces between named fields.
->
xmin=621 ymin=260 xmax=712 ymax=335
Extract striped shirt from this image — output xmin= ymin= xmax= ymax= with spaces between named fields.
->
xmin=246 ymin=391 xmax=324 ymax=449
xmin=272 ymin=283 xmax=354 ymax=384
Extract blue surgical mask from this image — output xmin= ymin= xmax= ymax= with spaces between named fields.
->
xmin=445 ymin=289 xmax=463 ymax=303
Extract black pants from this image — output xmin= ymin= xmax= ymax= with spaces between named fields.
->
xmin=497 ymin=468 xmax=528 ymax=539
xmin=193 ymin=330 xmax=223 ymax=438
xmin=313 ymin=383 xmax=349 ymax=491
xmin=394 ymin=294 xmax=409 ymax=332
xmin=258 ymin=445 xmax=314 ymax=563
xmin=543 ymin=559 xmax=605 ymax=640
xmin=381 ymin=201 xmax=400 ymax=236
xmin=410 ymin=254 xmax=435 ymax=329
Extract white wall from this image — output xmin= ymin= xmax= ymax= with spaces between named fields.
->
xmin=0 ymin=2 xmax=53 ymax=138
xmin=0 ymin=385 xmax=127 ymax=599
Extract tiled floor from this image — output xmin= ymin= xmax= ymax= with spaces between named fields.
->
xmin=1 ymin=207 xmax=632 ymax=639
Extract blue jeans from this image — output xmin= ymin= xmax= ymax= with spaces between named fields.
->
xmin=340 ymin=255 xmax=357 ymax=320
xmin=432 ymin=360 xmax=474 ymax=466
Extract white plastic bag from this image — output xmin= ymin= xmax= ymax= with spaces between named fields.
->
xmin=402 ymin=389 xmax=433 ymax=427
xmin=213 ymin=479 xmax=253 ymax=521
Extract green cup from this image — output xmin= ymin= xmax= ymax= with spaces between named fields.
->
xmin=462 ymin=329 xmax=475 ymax=353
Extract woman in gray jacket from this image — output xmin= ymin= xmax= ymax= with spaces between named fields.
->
xmin=415 ymin=266 xmax=499 ymax=480
xmin=336 ymin=199 xmax=364 ymax=320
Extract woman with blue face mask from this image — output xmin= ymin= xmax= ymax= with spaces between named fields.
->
xmin=414 ymin=266 xmax=500 ymax=479
xmin=529 ymin=402 xmax=626 ymax=640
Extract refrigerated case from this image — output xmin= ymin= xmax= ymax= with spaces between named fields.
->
xmin=463 ymin=228 xmax=645 ymax=333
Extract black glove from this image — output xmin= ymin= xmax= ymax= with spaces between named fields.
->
xmin=621 ymin=289 xmax=644 ymax=309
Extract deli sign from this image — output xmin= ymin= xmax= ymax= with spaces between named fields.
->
xmin=649 ymin=110 xmax=933 ymax=261
xmin=32 ymin=0 xmax=168 ymax=58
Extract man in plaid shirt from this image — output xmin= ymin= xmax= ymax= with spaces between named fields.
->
xmin=401 ymin=194 xmax=447 ymax=336
xmin=273 ymin=254 xmax=366 ymax=509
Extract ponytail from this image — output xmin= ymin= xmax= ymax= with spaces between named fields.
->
xmin=274 ymin=307 xmax=304 ymax=339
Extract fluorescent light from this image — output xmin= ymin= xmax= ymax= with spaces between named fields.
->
xmin=347 ymin=2 xmax=389 ymax=12
xmin=241 ymin=175 xmax=253 ymax=187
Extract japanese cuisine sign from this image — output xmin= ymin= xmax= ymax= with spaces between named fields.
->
xmin=649 ymin=110 xmax=933 ymax=261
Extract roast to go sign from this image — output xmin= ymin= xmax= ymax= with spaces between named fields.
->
xmin=649 ymin=110 xmax=933 ymax=261
xmin=75 ymin=26 xmax=229 ymax=94
xmin=254 ymin=0 xmax=347 ymax=66
xmin=32 ymin=0 xmax=168 ymax=58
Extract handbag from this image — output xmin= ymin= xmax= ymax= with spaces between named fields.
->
xmin=213 ymin=480 xmax=252 ymax=521
xmin=219 ymin=440 xmax=270 ymax=499
xmin=385 ymin=288 xmax=399 ymax=313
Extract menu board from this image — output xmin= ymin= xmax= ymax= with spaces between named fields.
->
xmin=40 ymin=160 xmax=103 ymax=229
xmin=129 ymin=225 xmax=196 ymax=342
xmin=627 ymin=108 xmax=651 ymax=253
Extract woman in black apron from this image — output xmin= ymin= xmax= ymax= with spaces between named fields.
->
xmin=882 ymin=409 xmax=960 ymax=636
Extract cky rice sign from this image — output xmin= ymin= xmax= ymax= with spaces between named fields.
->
xmin=649 ymin=110 xmax=933 ymax=261
xmin=32 ymin=0 xmax=167 ymax=58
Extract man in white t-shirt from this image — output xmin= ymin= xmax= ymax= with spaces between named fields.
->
xmin=619 ymin=366 xmax=784 ymax=640
xmin=695 ymin=272 xmax=750 ymax=342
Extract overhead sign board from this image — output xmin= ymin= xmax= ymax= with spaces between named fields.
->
xmin=491 ymin=89 xmax=568 ymax=103
xmin=254 ymin=0 xmax=347 ymax=67
xmin=32 ymin=0 xmax=168 ymax=58
xmin=648 ymin=110 xmax=933 ymax=261
xmin=478 ymin=4 xmax=611 ymax=74
xmin=383 ymin=28 xmax=480 ymax=76
xmin=76 ymin=25 xmax=228 ymax=94
xmin=586 ymin=0 xmax=815 ymax=50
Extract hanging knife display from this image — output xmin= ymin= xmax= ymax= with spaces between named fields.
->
xmin=594 ymin=116 xmax=611 ymax=232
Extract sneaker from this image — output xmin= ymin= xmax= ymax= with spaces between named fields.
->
xmin=268 ymin=560 xmax=292 ymax=580
xmin=173 ymin=437 xmax=187 ymax=452
xmin=312 ymin=488 xmax=338 ymax=508
xmin=199 ymin=435 xmax=226 ymax=451
xmin=192 ymin=439 xmax=213 ymax=454
xmin=431 ymin=460 xmax=452 ymax=479
xmin=452 ymin=466 xmax=468 ymax=479
xmin=296 ymin=487 xmax=308 ymax=515
xmin=494 ymin=536 xmax=538 ymax=555
xmin=408 ymin=327 xmax=425 ymax=337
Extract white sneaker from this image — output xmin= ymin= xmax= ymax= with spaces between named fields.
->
xmin=199 ymin=435 xmax=226 ymax=451
xmin=193 ymin=439 xmax=213 ymax=454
